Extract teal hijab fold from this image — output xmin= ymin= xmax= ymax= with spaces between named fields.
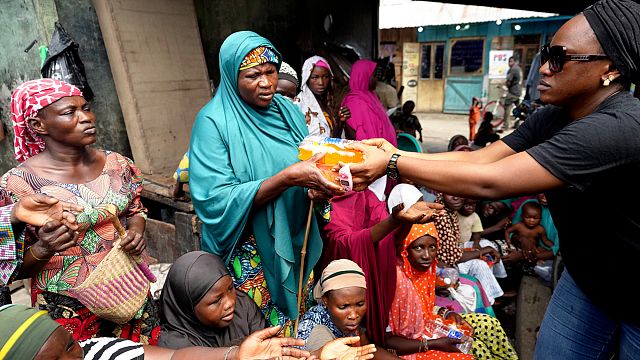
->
xmin=189 ymin=31 xmax=321 ymax=320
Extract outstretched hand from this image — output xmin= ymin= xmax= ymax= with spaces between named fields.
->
xmin=237 ymin=326 xmax=311 ymax=360
xmin=392 ymin=201 xmax=445 ymax=224
xmin=317 ymin=336 xmax=376 ymax=360
xmin=11 ymin=194 xmax=83 ymax=230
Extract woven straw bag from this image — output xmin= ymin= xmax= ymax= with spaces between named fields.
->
xmin=70 ymin=205 xmax=156 ymax=324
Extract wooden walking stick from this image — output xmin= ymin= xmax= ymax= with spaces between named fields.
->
xmin=294 ymin=200 xmax=314 ymax=335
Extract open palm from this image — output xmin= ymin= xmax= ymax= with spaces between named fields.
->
xmin=393 ymin=201 xmax=445 ymax=224
xmin=317 ymin=337 xmax=376 ymax=360
xmin=237 ymin=326 xmax=310 ymax=360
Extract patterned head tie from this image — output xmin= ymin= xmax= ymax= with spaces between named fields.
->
xmin=10 ymin=78 xmax=83 ymax=162
xmin=239 ymin=46 xmax=280 ymax=71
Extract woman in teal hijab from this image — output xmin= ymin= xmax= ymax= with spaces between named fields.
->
xmin=189 ymin=31 xmax=342 ymax=336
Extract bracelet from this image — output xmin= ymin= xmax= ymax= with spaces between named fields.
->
xmin=224 ymin=345 xmax=239 ymax=360
xmin=29 ymin=247 xmax=50 ymax=262
xmin=442 ymin=309 xmax=451 ymax=319
xmin=419 ymin=338 xmax=429 ymax=352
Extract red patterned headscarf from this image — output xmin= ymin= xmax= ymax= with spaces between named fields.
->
xmin=10 ymin=79 xmax=83 ymax=162
xmin=401 ymin=223 xmax=439 ymax=321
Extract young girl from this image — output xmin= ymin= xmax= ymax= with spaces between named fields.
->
xmin=468 ymin=98 xmax=482 ymax=141
xmin=295 ymin=56 xmax=350 ymax=137
xmin=387 ymin=223 xmax=518 ymax=359
xmin=158 ymin=251 xmax=266 ymax=348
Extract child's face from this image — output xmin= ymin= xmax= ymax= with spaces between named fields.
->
xmin=194 ymin=275 xmax=237 ymax=328
xmin=522 ymin=206 xmax=542 ymax=228
xmin=481 ymin=201 xmax=505 ymax=219
xmin=459 ymin=199 xmax=477 ymax=216
xmin=407 ymin=235 xmax=437 ymax=272
xmin=443 ymin=194 xmax=464 ymax=211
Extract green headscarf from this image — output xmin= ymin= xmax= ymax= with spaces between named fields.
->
xmin=189 ymin=31 xmax=320 ymax=320
xmin=0 ymin=304 xmax=60 ymax=360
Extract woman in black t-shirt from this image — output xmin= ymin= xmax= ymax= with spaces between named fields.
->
xmin=345 ymin=1 xmax=640 ymax=358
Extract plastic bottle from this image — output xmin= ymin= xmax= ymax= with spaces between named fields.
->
xmin=437 ymin=267 xmax=460 ymax=287
xmin=425 ymin=318 xmax=474 ymax=354
xmin=298 ymin=136 xmax=364 ymax=165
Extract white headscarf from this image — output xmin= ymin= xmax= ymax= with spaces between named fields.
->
xmin=387 ymin=183 xmax=423 ymax=213
xmin=294 ymin=56 xmax=333 ymax=137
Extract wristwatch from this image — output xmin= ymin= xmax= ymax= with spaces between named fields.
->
xmin=386 ymin=153 xmax=401 ymax=180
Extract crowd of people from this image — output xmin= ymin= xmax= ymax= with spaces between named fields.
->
xmin=0 ymin=1 xmax=638 ymax=359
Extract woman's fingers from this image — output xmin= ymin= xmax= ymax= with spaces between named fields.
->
xmin=276 ymin=337 xmax=306 ymax=348
xmin=281 ymin=347 xmax=311 ymax=358
xmin=253 ymin=326 xmax=281 ymax=340
xmin=337 ymin=336 xmax=361 ymax=345
xmin=59 ymin=200 xmax=84 ymax=213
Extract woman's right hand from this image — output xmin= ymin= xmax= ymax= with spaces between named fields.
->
xmin=428 ymin=337 xmax=464 ymax=353
xmin=32 ymin=220 xmax=79 ymax=259
xmin=287 ymin=153 xmax=344 ymax=195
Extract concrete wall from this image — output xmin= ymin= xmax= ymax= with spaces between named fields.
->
xmin=0 ymin=0 xmax=54 ymax=173
xmin=54 ymin=0 xmax=132 ymax=159
xmin=0 ymin=0 xmax=131 ymax=175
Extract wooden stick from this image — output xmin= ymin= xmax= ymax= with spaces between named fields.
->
xmin=294 ymin=200 xmax=314 ymax=336
xmin=105 ymin=204 xmax=126 ymax=237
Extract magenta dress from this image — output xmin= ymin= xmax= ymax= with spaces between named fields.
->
xmin=321 ymin=189 xmax=396 ymax=345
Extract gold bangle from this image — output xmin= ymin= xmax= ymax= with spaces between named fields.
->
xmin=29 ymin=247 xmax=50 ymax=261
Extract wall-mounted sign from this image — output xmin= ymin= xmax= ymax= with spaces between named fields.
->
xmin=488 ymin=50 xmax=513 ymax=78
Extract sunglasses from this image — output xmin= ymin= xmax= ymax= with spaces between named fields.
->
xmin=540 ymin=44 xmax=608 ymax=73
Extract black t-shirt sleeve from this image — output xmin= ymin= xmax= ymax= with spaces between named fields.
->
xmin=526 ymin=112 xmax=640 ymax=191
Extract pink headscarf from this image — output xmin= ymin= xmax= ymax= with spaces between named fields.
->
xmin=343 ymin=60 xmax=397 ymax=146
xmin=10 ymin=79 xmax=83 ymax=162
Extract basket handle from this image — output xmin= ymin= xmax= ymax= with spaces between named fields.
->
xmin=105 ymin=204 xmax=156 ymax=283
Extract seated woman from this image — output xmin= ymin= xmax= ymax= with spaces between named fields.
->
xmin=387 ymin=223 xmax=518 ymax=360
xmin=322 ymin=179 xmax=442 ymax=345
xmin=159 ymin=251 xmax=266 ymax=349
xmin=2 ymin=79 xmax=158 ymax=343
xmin=435 ymin=194 xmax=504 ymax=304
xmin=296 ymin=259 xmax=381 ymax=359
xmin=0 ymin=304 xmax=316 ymax=360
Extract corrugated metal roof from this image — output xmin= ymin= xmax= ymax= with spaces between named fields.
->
xmin=380 ymin=0 xmax=558 ymax=29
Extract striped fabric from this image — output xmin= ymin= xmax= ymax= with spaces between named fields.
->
xmin=80 ymin=338 xmax=144 ymax=360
